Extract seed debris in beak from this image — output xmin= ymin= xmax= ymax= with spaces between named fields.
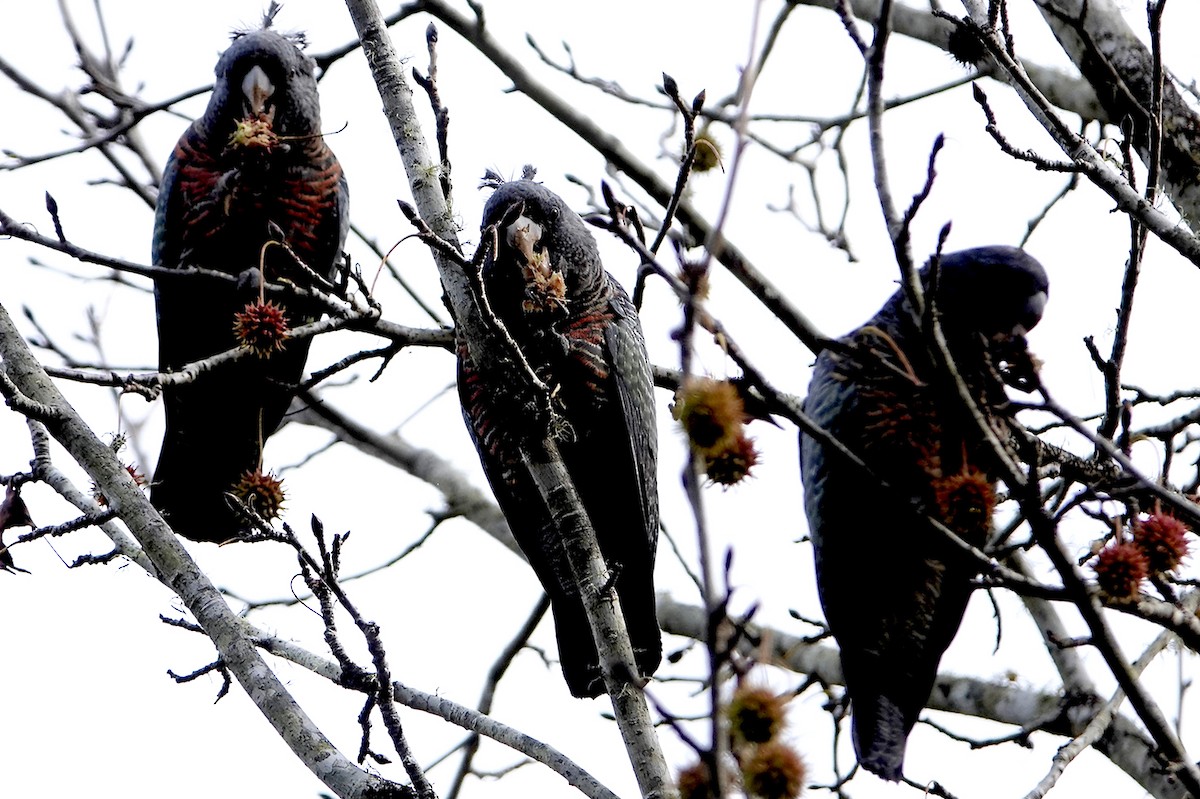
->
xmin=506 ymin=215 xmax=566 ymax=313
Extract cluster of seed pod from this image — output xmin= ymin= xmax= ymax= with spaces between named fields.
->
xmin=673 ymin=377 xmax=760 ymax=487
xmin=1092 ymin=511 xmax=1191 ymax=601
xmin=677 ymin=682 xmax=806 ymax=799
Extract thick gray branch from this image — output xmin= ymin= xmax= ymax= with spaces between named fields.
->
xmin=656 ymin=594 xmax=1190 ymax=799
xmin=523 ymin=444 xmax=671 ymax=799
xmin=238 ymin=617 xmax=621 ymax=799
xmin=0 ymin=302 xmax=410 ymax=799
xmin=820 ymin=0 xmax=1106 ymax=119
xmin=1033 ymin=0 xmax=1200 ymax=225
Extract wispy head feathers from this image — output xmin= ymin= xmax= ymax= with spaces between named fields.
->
xmin=231 ymin=2 xmax=307 ymax=48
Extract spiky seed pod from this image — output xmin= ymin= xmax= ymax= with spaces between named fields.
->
xmin=691 ymin=127 xmax=723 ymax=173
xmin=233 ymin=300 xmax=290 ymax=357
xmin=933 ymin=468 xmax=996 ymax=544
xmin=1134 ymin=512 xmax=1190 ymax=574
xmin=705 ymin=432 xmax=760 ymax=487
xmin=1093 ymin=541 xmax=1150 ymax=601
xmin=741 ymin=741 xmax=807 ymax=799
xmin=674 ymin=377 xmax=746 ymax=454
xmin=947 ymin=23 xmax=987 ymax=67
xmin=727 ymin=685 xmax=789 ymax=746
xmin=232 ymin=469 xmax=285 ymax=522
xmin=677 ymin=760 xmax=718 ymax=799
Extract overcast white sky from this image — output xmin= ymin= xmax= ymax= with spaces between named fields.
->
xmin=3 ymin=1 xmax=1200 ymax=798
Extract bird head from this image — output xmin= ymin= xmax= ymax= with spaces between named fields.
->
xmin=204 ymin=16 xmax=321 ymax=150
xmin=925 ymin=246 xmax=1049 ymax=342
xmin=480 ymin=180 xmax=603 ymax=314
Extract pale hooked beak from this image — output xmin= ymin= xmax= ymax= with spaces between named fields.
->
xmin=994 ymin=290 xmax=1048 ymax=340
xmin=1016 ymin=289 xmax=1049 ymax=336
xmin=506 ymin=214 xmax=545 ymax=264
xmin=506 ymin=215 xmax=542 ymax=249
xmin=1027 ymin=289 xmax=1048 ymax=323
xmin=242 ymin=65 xmax=275 ymax=121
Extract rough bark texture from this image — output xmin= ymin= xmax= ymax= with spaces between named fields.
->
xmin=813 ymin=0 xmax=1107 ymax=120
xmin=1034 ymin=0 xmax=1200 ymax=225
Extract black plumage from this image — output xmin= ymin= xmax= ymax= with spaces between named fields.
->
xmin=151 ymin=15 xmax=347 ymax=543
xmin=458 ymin=179 xmax=660 ymax=697
xmin=800 ymin=246 xmax=1049 ymax=780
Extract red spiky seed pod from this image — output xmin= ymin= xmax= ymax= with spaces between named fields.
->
xmin=705 ymin=433 xmax=760 ymax=487
xmin=232 ymin=469 xmax=285 ymax=522
xmin=233 ymin=300 xmax=290 ymax=357
xmin=674 ymin=377 xmax=746 ymax=454
xmin=1093 ymin=541 xmax=1149 ymax=601
xmin=933 ymin=468 xmax=996 ymax=544
xmin=727 ymin=685 xmax=788 ymax=746
xmin=1134 ymin=512 xmax=1190 ymax=574
xmin=741 ymin=741 xmax=807 ymax=799
xmin=677 ymin=760 xmax=718 ymax=799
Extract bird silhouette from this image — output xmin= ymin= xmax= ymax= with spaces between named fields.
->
xmin=151 ymin=9 xmax=347 ymax=543
xmin=458 ymin=179 xmax=660 ymax=697
xmin=800 ymin=246 xmax=1049 ymax=779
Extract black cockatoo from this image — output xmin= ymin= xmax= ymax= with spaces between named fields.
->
xmin=800 ymin=246 xmax=1049 ymax=780
xmin=150 ymin=12 xmax=347 ymax=543
xmin=458 ymin=179 xmax=660 ymax=697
